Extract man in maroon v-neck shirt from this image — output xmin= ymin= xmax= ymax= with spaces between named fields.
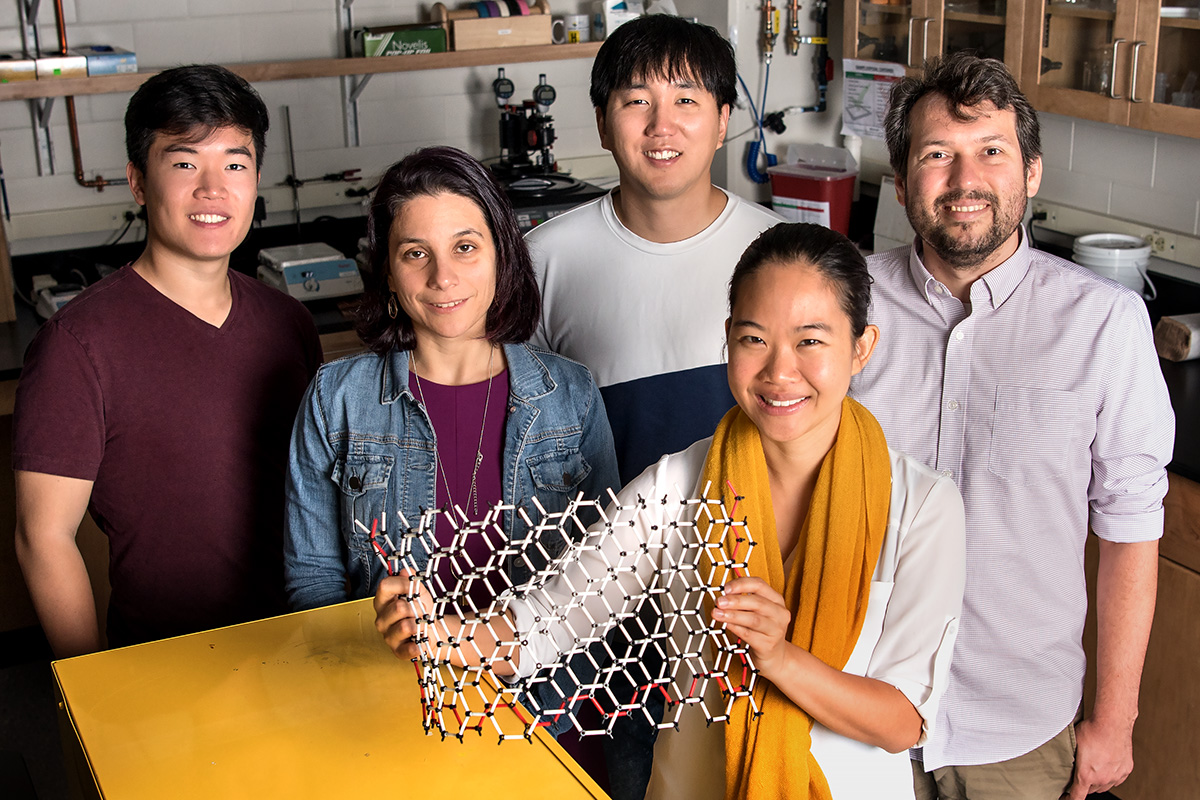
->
xmin=13 ymin=66 xmax=322 ymax=657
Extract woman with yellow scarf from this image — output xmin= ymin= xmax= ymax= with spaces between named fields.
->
xmin=376 ymin=222 xmax=966 ymax=799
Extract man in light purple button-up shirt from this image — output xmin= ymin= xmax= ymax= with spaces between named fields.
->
xmin=851 ymin=52 xmax=1174 ymax=800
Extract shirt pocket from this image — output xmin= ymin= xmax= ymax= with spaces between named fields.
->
xmin=524 ymin=449 xmax=593 ymax=564
xmin=987 ymin=385 xmax=1083 ymax=487
xmin=331 ymin=454 xmax=394 ymax=558
xmin=526 ymin=449 xmax=592 ymax=496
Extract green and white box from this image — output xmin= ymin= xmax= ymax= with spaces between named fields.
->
xmin=360 ymin=24 xmax=448 ymax=57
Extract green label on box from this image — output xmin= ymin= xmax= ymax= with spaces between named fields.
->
xmin=364 ymin=28 xmax=447 ymax=57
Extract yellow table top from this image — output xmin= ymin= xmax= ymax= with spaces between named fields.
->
xmin=52 ymin=598 xmax=608 ymax=799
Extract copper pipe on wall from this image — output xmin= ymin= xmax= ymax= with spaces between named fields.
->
xmin=787 ymin=0 xmax=801 ymax=55
xmin=54 ymin=0 xmax=126 ymax=190
xmin=53 ymin=0 xmax=68 ymax=57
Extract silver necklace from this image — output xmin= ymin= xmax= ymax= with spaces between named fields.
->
xmin=411 ymin=346 xmax=495 ymax=517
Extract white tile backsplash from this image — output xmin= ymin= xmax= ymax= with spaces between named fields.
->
xmin=1153 ymin=134 xmax=1200 ymax=200
xmin=1037 ymin=113 xmax=1073 ymax=170
xmin=1035 ymin=113 xmax=1200 ymax=238
xmin=1069 ymin=119 xmax=1157 ymax=187
xmin=1038 ymin=166 xmax=1111 ymax=215
xmin=1110 ymin=185 xmax=1200 ymax=236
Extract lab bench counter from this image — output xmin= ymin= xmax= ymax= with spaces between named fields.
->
xmin=52 ymin=598 xmax=609 ymax=800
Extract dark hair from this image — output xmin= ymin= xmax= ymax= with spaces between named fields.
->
xmin=125 ymin=65 xmax=269 ymax=174
xmin=729 ymin=223 xmax=872 ymax=339
xmin=590 ymin=16 xmax=737 ymax=112
xmin=885 ymin=51 xmax=1041 ymax=182
xmin=356 ymin=146 xmax=540 ymax=355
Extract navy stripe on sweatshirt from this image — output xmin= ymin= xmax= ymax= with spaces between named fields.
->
xmin=600 ymin=363 xmax=733 ymax=486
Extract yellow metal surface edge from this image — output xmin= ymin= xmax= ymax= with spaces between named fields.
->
xmin=52 ymin=664 xmax=104 ymax=800
xmin=50 ymin=598 xmax=612 ymax=799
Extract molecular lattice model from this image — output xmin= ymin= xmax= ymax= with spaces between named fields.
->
xmin=363 ymin=486 xmax=760 ymax=743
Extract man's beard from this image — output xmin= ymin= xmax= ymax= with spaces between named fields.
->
xmin=905 ymin=187 xmax=1027 ymax=270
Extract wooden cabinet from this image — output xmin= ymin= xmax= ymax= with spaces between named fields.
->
xmin=845 ymin=0 xmax=1199 ymax=140
xmin=1021 ymin=0 xmax=1200 ymax=138
xmin=1129 ymin=7 xmax=1200 ymax=137
xmin=844 ymin=0 xmax=1024 ymax=77
xmin=1083 ymin=471 xmax=1200 ymax=800
xmin=846 ymin=0 xmax=921 ymax=71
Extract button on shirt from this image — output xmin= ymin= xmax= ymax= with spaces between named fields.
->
xmin=851 ymin=230 xmax=1174 ymax=769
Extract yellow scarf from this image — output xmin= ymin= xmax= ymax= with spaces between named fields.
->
xmin=699 ymin=397 xmax=891 ymax=800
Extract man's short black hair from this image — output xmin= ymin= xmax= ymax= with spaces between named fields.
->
xmin=125 ymin=64 xmax=269 ymax=174
xmin=590 ymin=16 xmax=738 ymax=113
xmin=885 ymin=52 xmax=1041 ymax=182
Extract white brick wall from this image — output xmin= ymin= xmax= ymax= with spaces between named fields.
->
xmin=13 ymin=2 xmax=1195 ymax=250
xmin=0 ymin=0 xmax=617 ymax=251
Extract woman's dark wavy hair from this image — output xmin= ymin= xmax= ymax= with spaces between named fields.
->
xmin=356 ymin=146 xmax=540 ymax=355
xmin=125 ymin=64 xmax=268 ymax=173
xmin=729 ymin=223 xmax=873 ymax=339
xmin=590 ymin=15 xmax=737 ymax=112
xmin=885 ymin=51 xmax=1041 ymax=182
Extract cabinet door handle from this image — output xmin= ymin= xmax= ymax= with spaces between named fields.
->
xmin=908 ymin=18 xmax=918 ymax=68
xmin=1129 ymin=40 xmax=1146 ymax=103
xmin=922 ymin=17 xmax=933 ymax=63
xmin=1109 ymin=38 xmax=1125 ymax=99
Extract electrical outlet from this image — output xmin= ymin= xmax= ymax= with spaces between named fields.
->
xmin=1148 ymin=230 xmax=1176 ymax=255
xmin=32 ymin=274 xmax=55 ymax=292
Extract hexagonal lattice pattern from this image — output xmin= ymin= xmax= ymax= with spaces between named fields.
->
xmin=366 ymin=487 xmax=759 ymax=743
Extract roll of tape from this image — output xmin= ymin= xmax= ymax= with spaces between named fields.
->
xmin=484 ymin=0 xmax=501 ymax=17
xmin=475 ymin=1 xmax=491 ymax=17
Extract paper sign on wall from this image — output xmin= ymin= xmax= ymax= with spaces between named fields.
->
xmin=841 ymin=59 xmax=906 ymax=140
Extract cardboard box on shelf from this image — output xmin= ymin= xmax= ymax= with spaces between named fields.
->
xmin=452 ymin=14 xmax=551 ymax=50
xmin=35 ymin=54 xmax=87 ymax=80
xmin=0 ymin=54 xmax=36 ymax=83
xmin=71 ymin=46 xmax=137 ymax=76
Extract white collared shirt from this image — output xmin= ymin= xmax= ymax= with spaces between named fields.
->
xmin=510 ymin=438 xmax=965 ymax=798
xmin=852 ymin=230 xmax=1174 ymax=768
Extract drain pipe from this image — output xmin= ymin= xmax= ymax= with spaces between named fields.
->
xmin=54 ymin=0 xmax=127 ymax=191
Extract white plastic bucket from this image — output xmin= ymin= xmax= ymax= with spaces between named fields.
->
xmin=1072 ymin=233 xmax=1156 ymax=300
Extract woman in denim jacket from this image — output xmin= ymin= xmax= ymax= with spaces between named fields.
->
xmin=284 ymin=147 xmax=619 ymax=615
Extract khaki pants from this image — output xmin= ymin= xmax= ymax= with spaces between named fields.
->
xmin=912 ymin=722 xmax=1077 ymax=800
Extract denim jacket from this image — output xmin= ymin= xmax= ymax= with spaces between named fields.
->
xmin=284 ymin=342 xmax=619 ymax=612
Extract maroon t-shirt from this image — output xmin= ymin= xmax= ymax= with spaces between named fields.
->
xmin=13 ymin=266 xmax=322 ymax=647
